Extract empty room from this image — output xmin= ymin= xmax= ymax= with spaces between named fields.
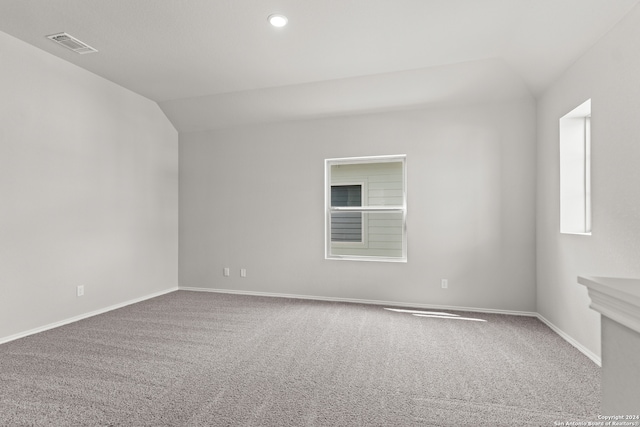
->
xmin=1 ymin=1 xmax=640 ymax=425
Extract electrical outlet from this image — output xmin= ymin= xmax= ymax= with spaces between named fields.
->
xmin=441 ymin=279 xmax=448 ymax=289
xmin=77 ymin=285 xmax=84 ymax=297
xmin=223 ymin=267 xmax=230 ymax=277
xmin=240 ymin=268 xmax=247 ymax=278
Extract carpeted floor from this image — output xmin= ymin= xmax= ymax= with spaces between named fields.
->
xmin=0 ymin=291 xmax=600 ymax=426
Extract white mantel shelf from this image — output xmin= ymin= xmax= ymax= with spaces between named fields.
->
xmin=578 ymin=276 xmax=640 ymax=334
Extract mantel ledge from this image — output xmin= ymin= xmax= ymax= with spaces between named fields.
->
xmin=578 ymin=276 xmax=640 ymax=335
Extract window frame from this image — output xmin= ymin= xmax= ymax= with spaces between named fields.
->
xmin=559 ymin=99 xmax=592 ymax=235
xmin=325 ymin=154 xmax=407 ymax=263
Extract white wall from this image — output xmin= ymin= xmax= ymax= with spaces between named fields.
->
xmin=0 ymin=31 xmax=179 ymax=341
xmin=537 ymin=3 xmax=640 ymax=359
xmin=179 ymin=99 xmax=536 ymax=312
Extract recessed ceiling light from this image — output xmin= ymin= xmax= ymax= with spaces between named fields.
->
xmin=268 ymin=14 xmax=288 ymax=28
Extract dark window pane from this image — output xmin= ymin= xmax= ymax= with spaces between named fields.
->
xmin=331 ymin=185 xmax=361 ymax=207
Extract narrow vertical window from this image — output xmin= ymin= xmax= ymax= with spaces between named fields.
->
xmin=325 ymin=155 xmax=407 ymax=262
xmin=560 ymin=99 xmax=591 ymax=235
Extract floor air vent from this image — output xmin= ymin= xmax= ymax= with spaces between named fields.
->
xmin=46 ymin=32 xmax=97 ymax=54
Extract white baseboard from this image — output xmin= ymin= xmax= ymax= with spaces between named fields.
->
xmin=0 ymin=287 xmax=179 ymax=346
xmin=180 ymin=286 xmax=602 ymax=366
xmin=179 ymin=286 xmax=538 ymax=317
xmin=2 ymin=285 xmax=601 ymax=368
xmin=536 ymin=313 xmax=601 ymax=366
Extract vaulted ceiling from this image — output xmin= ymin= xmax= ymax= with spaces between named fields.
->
xmin=1 ymin=0 xmax=638 ymax=131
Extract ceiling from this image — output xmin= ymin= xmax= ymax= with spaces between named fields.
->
xmin=1 ymin=0 xmax=638 ymax=132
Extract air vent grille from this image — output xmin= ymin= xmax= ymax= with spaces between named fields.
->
xmin=46 ymin=33 xmax=97 ymax=54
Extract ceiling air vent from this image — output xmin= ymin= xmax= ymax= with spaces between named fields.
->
xmin=46 ymin=32 xmax=97 ymax=54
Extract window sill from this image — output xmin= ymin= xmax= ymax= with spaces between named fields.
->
xmin=326 ymin=255 xmax=407 ymax=263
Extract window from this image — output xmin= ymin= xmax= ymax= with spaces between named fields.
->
xmin=560 ymin=99 xmax=591 ymax=235
xmin=325 ymin=155 xmax=407 ymax=262
xmin=331 ymin=184 xmax=363 ymax=243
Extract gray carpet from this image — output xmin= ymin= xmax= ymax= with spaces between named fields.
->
xmin=0 ymin=291 xmax=600 ymax=426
